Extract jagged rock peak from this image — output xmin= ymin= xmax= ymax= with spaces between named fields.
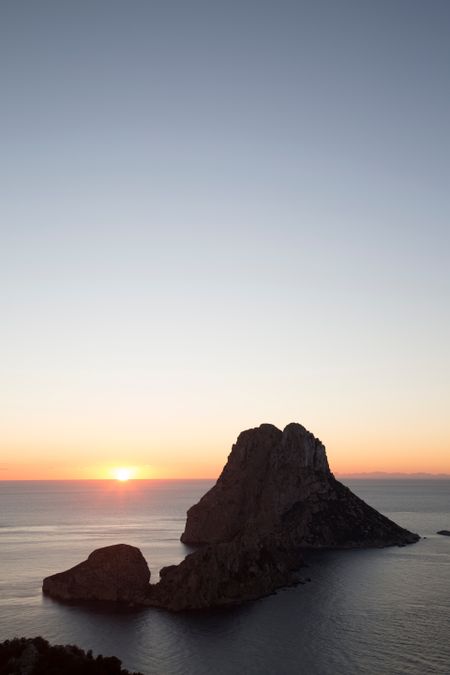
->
xmin=281 ymin=423 xmax=329 ymax=472
xmin=181 ymin=422 xmax=331 ymax=545
xmin=180 ymin=421 xmax=418 ymax=550
xmin=223 ymin=422 xmax=329 ymax=473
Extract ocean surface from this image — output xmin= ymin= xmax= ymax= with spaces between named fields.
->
xmin=0 ymin=479 xmax=449 ymax=674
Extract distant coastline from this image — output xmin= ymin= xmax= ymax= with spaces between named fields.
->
xmin=337 ymin=472 xmax=450 ymax=479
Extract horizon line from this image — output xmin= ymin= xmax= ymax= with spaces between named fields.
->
xmin=1 ymin=473 xmax=450 ymax=482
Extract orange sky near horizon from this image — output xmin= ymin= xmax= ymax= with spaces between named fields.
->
xmin=1 ymin=419 xmax=449 ymax=480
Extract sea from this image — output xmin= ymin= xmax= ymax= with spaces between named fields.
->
xmin=0 ymin=479 xmax=449 ymax=675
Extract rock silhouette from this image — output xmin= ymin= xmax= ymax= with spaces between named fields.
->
xmin=43 ymin=423 xmax=419 ymax=610
xmin=149 ymin=533 xmax=302 ymax=611
xmin=43 ymin=544 xmax=150 ymax=602
xmin=181 ymin=423 xmax=419 ymax=549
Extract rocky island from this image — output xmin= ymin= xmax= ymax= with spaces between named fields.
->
xmin=43 ymin=423 xmax=419 ymax=611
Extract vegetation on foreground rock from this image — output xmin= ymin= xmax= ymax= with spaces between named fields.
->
xmin=0 ymin=637 xmax=142 ymax=675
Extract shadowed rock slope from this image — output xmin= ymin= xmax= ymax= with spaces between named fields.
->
xmin=149 ymin=533 xmax=303 ymax=611
xmin=43 ymin=423 xmax=419 ymax=611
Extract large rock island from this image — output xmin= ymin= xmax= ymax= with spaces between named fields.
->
xmin=181 ymin=423 xmax=418 ymax=549
xmin=43 ymin=422 xmax=419 ymax=610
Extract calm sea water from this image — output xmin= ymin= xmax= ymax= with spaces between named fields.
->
xmin=0 ymin=479 xmax=449 ymax=674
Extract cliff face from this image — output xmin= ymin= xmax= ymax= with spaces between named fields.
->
xmin=181 ymin=423 xmax=418 ymax=549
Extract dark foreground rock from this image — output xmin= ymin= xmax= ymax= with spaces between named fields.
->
xmin=0 ymin=637 xmax=142 ymax=674
xmin=437 ymin=530 xmax=450 ymax=536
xmin=43 ymin=422 xmax=419 ymax=610
xmin=42 ymin=544 xmax=150 ymax=602
xmin=181 ymin=423 xmax=419 ymax=549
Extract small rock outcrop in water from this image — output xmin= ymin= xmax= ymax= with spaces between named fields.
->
xmin=43 ymin=423 xmax=419 ymax=610
xmin=0 ymin=637 xmax=142 ymax=674
xmin=181 ymin=423 xmax=419 ymax=549
xmin=42 ymin=544 xmax=150 ymax=602
xmin=437 ymin=530 xmax=450 ymax=536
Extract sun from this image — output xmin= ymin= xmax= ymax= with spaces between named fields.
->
xmin=114 ymin=467 xmax=133 ymax=481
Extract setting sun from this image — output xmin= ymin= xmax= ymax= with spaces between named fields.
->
xmin=114 ymin=467 xmax=133 ymax=481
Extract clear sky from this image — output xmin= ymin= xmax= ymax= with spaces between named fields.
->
xmin=1 ymin=0 xmax=449 ymax=479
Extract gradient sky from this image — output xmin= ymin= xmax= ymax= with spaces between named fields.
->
xmin=1 ymin=0 xmax=449 ymax=479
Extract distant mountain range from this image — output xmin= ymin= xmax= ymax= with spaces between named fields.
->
xmin=336 ymin=472 xmax=450 ymax=479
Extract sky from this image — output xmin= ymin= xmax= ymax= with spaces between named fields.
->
xmin=1 ymin=0 xmax=449 ymax=479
